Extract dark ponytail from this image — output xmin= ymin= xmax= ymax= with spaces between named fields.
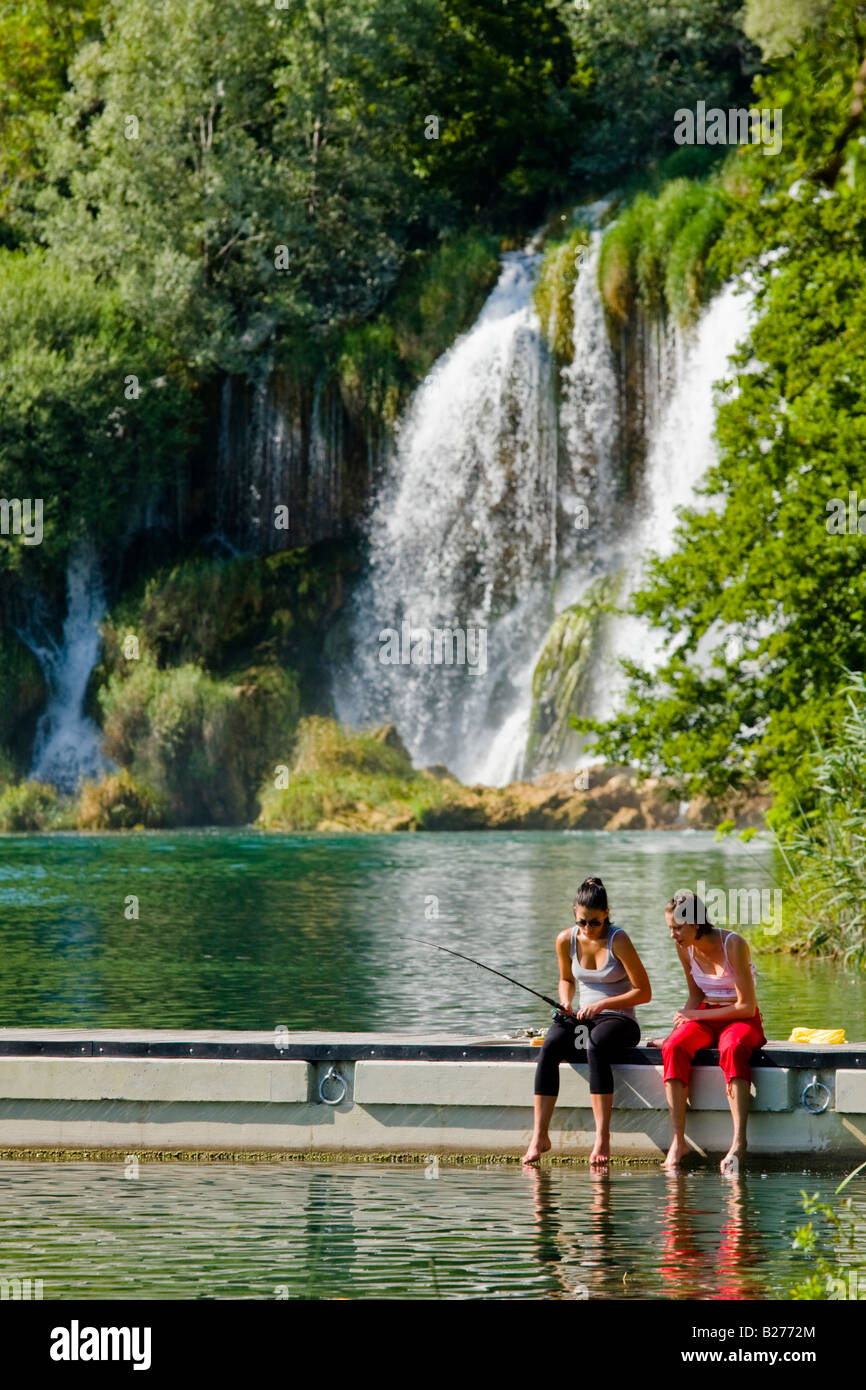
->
xmin=573 ymin=876 xmax=608 ymax=911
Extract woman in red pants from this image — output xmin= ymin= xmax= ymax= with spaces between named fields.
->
xmin=658 ymin=890 xmax=765 ymax=1173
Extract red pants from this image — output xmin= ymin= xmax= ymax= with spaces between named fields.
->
xmin=662 ymin=1004 xmax=766 ymax=1086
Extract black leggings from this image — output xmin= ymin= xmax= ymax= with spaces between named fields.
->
xmin=534 ymin=1013 xmax=640 ymax=1096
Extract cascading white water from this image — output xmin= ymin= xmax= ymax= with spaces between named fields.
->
xmin=592 ymin=279 xmax=755 ymax=716
xmin=335 ymin=224 xmax=755 ymax=786
xmin=334 ymin=249 xmax=558 ymax=783
xmin=559 ymin=232 xmax=622 ymax=542
xmin=23 ymin=542 xmax=113 ymax=793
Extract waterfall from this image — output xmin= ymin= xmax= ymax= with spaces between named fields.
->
xmin=592 ymin=279 xmax=755 ymax=717
xmin=22 ymin=542 xmax=112 ymax=794
xmin=558 ymin=232 xmax=622 ymax=546
xmin=333 ymin=248 xmax=558 ymax=783
xmin=334 ymin=227 xmax=755 ymax=786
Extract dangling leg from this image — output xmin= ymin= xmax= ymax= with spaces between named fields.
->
xmin=718 ymin=1017 xmax=764 ymax=1174
xmin=661 ymin=1018 xmax=714 ymax=1169
xmin=586 ymin=1014 xmax=640 ymax=1165
xmin=522 ymin=1017 xmax=573 ymax=1164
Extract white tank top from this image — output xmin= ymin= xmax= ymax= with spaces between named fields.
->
xmin=571 ymin=924 xmax=635 ymax=1020
xmin=688 ymin=930 xmax=757 ymax=1001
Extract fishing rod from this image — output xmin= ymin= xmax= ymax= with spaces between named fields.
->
xmin=414 ymin=935 xmax=574 ymax=1021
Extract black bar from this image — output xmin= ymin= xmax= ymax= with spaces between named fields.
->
xmin=0 ymin=1039 xmax=862 ymax=1066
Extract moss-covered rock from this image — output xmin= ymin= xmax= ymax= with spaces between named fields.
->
xmin=599 ymin=179 xmax=728 ymax=331
xmin=256 ymin=715 xmax=484 ymax=831
xmin=533 ymin=225 xmax=590 ymax=362
xmin=524 ymin=575 xmax=620 ymax=777
xmin=336 ymin=231 xmax=501 ymax=426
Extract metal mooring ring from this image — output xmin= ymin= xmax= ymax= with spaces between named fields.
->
xmin=801 ymin=1074 xmax=831 ymax=1114
xmin=318 ymin=1065 xmax=348 ymax=1106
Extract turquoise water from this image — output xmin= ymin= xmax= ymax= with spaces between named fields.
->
xmin=0 ymin=829 xmax=862 ymax=1038
xmin=0 ymin=1161 xmax=861 ymax=1300
xmin=1 ymin=830 xmax=864 ymax=1304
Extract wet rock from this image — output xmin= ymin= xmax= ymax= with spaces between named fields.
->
xmin=524 ymin=576 xmax=620 ymax=776
xmin=371 ymin=724 xmax=412 ymax=761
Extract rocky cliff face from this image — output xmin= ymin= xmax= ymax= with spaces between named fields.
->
xmin=258 ymin=719 xmax=771 ymax=833
xmin=414 ymin=764 xmax=771 ymax=834
xmin=206 ymin=370 xmax=378 ymax=551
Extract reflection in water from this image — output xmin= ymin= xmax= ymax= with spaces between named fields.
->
xmin=658 ymin=1173 xmax=767 ymax=1301
xmin=525 ymin=1165 xmax=615 ymax=1300
xmin=0 ymin=1162 xmax=861 ymax=1300
xmin=522 ymin=1165 xmax=808 ymax=1302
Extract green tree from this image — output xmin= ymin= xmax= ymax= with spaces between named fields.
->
xmin=0 ymin=0 xmax=103 ymax=215
xmin=0 ymin=248 xmax=195 ymax=589
xmin=579 ymin=1 xmax=866 ymax=824
xmin=566 ymin=0 xmax=759 ymax=183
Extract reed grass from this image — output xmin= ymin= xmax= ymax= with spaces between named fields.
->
xmin=775 ymin=670 xmax=866 ymax=968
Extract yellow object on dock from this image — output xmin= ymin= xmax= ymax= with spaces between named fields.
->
xmin=787 ymin=1027 xmax=846 ymax=1045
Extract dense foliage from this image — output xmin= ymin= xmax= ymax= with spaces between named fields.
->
xmin=0 ymin=0 xmax=767 ymax=791
xmin=581 ymin=0 xmax=866 ymax=828
xmin=565 ymin=0 xmax=759 ymax=182
xmin=774 ymin=672 xmax=866 ymax=966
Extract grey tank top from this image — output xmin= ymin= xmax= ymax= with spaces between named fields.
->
xmin=570 ymin=924 xmax=635 ymax=1020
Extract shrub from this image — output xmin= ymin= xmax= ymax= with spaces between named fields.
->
xmin=0 ymin=780 xmax=59 ymax=831
xmin=97 ymin=544 xmax=359 ymax=712
xmin=99 ymin=656 xmax=300 ymax=825
xmin=76 ymin=769 xmax=165 ymax=830
xmin=775 ymin=670 xmax=866 ymax=968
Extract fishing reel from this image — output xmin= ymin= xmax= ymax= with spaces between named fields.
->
xmin=553 ymin=1007 xmax=583 ymax=1028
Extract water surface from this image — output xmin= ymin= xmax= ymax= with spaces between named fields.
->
xmin=0 ymin=829 xmax=862 ymax=1038
xmin=0 ymin=1160 xmax=860 ymax=1300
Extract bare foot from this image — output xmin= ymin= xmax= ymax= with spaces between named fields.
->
xmin=589 ymin=1137 xmax=610 ymax=1166
xmin=522 ymin=1136 xmax=551 ymax=1164
xmin=720 ymin=1145 xmax=745 ymax=1177
xmin=662 ymin=1138 xmax=690 ymax=1170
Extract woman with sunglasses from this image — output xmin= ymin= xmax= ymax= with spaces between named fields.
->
xmin=522 ymin=876 xmax=652 ymax=1167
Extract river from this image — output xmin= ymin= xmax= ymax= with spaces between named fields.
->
xmin=0 ymin=1160 xmax=861 ymax=1300
xmin=0 ymin=829 xmax=862 ymax=1038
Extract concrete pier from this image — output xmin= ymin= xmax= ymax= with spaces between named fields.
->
xmin=0 ymin=1030 xmax=865 ymax=1161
